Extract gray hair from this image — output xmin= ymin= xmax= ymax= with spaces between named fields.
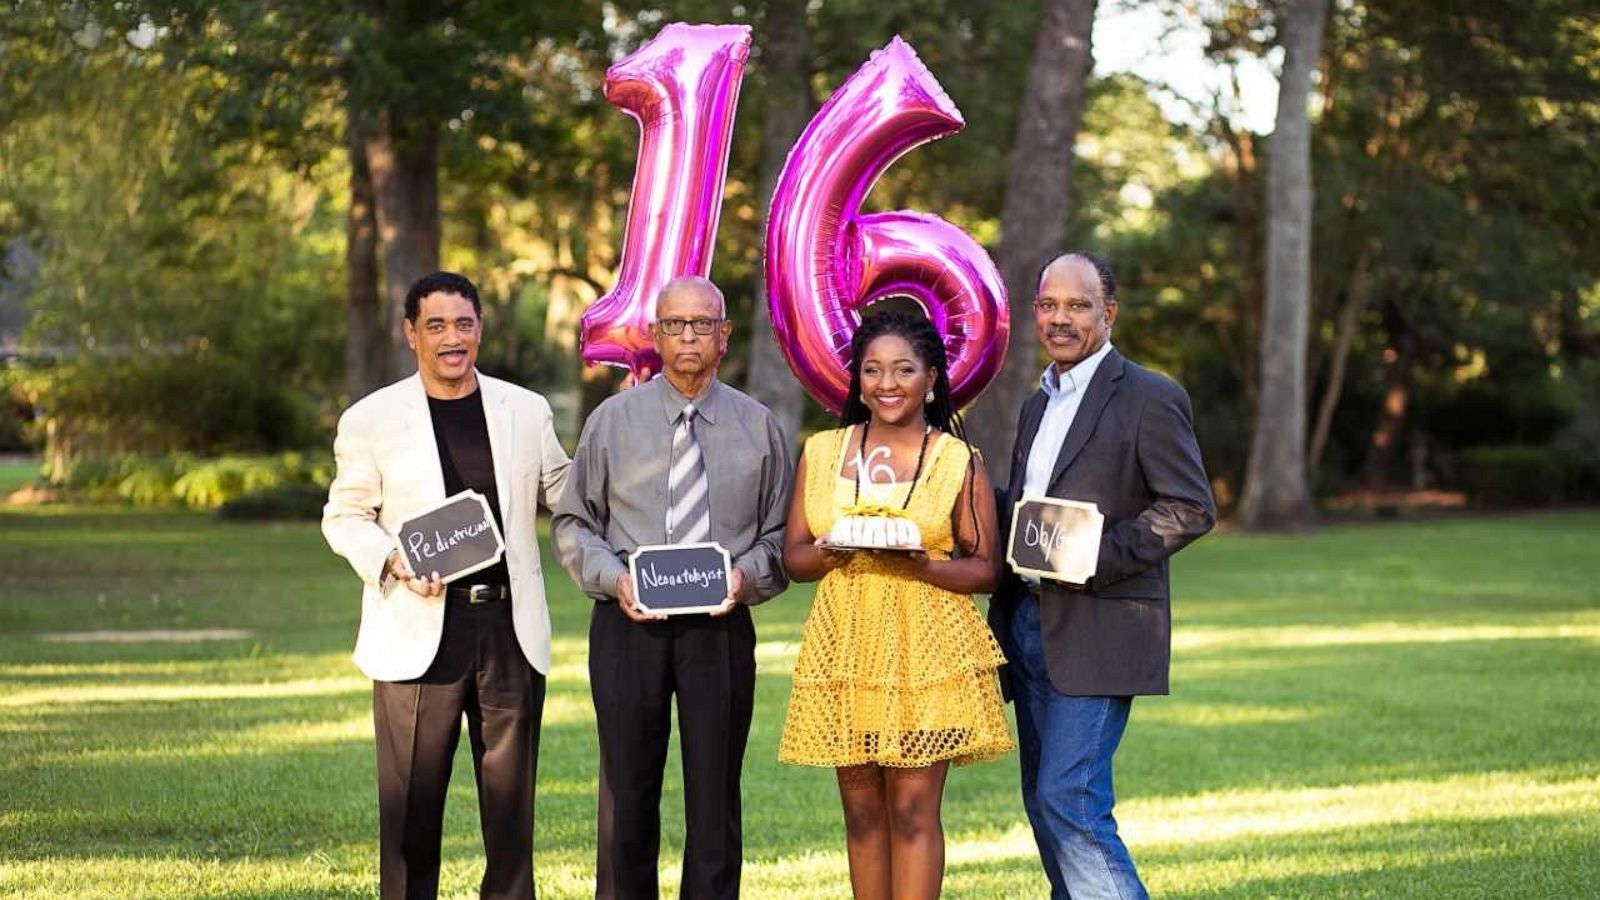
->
xmin=1038 ymin=252 xmax=1117 ymax=304
xmin=655 ymin=276 xmax=726 ymax=317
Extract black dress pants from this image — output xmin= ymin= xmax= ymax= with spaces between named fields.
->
xmin=589 ymin=601 xmax=756 ymax=900
xmin=373 ymin=595 xmax=546 ymax=900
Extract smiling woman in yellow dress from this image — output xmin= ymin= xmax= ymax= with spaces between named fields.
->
xmin=780 ymin=310 xmax=1014 ymax=900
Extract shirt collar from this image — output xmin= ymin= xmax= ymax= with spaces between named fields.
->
xmin=1039 ymin=340 xmax=1114 ymax=399
xmin=655 ymin=375 xmax=723 ymax=425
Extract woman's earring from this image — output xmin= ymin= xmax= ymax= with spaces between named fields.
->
xmin=924 ymin=389 xmax=934 ymax=403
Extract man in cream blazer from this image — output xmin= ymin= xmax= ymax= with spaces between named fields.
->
xmin=323 ymin=272 xmax=570 ymax=900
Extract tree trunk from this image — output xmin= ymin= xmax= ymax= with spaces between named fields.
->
xmin=364 ymin=107 xmax=440 ymax=380
xmin=1558 ymin=240 xmax=1596 ymax=363
xmin=1219 ymin=114 xmax=1265 ymax=412
xmin=1362 ymin=319 xmax=1413 ymax=491
xmin=344 ymin=105 xmax=385 ymax=401
xmin=1308 ymin=242 xmax=1372 ymax=476
xmin=964 ymin=0 xmax=1098 ymax=474
xmin=1237 ymin=0 xmax=1328 ymax=531
xmin=744 ymin=0 xmax=814 ymax=446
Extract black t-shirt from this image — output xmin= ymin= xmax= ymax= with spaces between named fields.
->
xmin=426 ymin=388 xmax=509 ymax=587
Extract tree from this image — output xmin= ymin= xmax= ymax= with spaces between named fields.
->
xmin=963 ymin=0 xmax=1098 ymax=470
xmin=1237 ymin=0 xmax=1328 ymax=531
xmin=0 ymin=38 xmax=343 ymax=465
xmin=742 ymin=0 xmax=816 ymax=445
xmin=153 ymin=1 xmax=601 ymax=387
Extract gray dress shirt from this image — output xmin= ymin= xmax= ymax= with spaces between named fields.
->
xmin=552 ymin=377 xmax=792 ymax=604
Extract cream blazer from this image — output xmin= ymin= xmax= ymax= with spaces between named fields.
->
xmin=322 ymin=372 xmax=571 ymax=681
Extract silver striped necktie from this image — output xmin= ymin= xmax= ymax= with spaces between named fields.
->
xmin=667 ymin=402 xmax=712 ymax=544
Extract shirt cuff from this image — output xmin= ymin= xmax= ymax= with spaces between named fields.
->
xmin=591 ymin=553 xmax=630 ymax=600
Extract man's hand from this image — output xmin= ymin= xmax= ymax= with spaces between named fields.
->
xmin=709 ymin=566 xmax=746 ymax=617
xmin=387 ymin=551 xmax=443 ymax=598
xmin=615 ymin=573 xmax=667 ymax=622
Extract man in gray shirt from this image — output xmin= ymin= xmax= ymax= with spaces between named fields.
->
xmin=553 ymin=276 xmax=790 ymax=900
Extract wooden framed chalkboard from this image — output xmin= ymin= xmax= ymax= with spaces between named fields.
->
xmin=629 ymin=542 xmax=732 ymax=616
xmin=1006 ymin=496 xmax=1104 ymax=585
xmin=394 ymin=490 xmax=506 ymax=584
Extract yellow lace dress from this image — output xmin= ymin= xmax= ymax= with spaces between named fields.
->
xmin=778 ymin=426 xmax=1014 ymax=769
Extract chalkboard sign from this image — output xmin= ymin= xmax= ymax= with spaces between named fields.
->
xmin=629 ymin=542 xmax=732 ymax=616
xmin=1007 ymin=496 xmax=1104 ymax=585
xmin=394 ymin=490 xmax=506 ymax=584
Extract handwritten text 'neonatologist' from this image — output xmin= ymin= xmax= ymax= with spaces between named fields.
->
xmin=407 ymin=521 xmax=490 ymax=558
xmin=638 ymin=562 xmax=726 ymax=591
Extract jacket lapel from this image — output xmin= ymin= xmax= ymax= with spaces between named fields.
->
xmin=1008 ymin=389 xmax=1048 ymax=503
xmin=1047 ymin=349 xmax=1125 ymax=489
xmin=402 ymin=374 xmax=448 ymax=504
xmin=478 ymin=373 xmax=516 ymax=520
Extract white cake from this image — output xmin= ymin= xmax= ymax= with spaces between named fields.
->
xmin=827 ymin=514 xmax=922 ymax=550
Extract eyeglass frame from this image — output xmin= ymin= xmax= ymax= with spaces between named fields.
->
xmin=653 ymin=316 xmax=726 ymax=336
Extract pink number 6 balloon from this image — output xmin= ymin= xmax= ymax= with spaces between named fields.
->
xmin=765 ymin=37 xmax=1009 ymax=414
xmin=580 ymin=23 xmax=751 ymax=382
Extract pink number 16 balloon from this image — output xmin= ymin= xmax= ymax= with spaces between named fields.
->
xmin=765 ymin=37 xmax=1009 ymax=414
xmin=580 ymin=23 xmax=751 ymax=382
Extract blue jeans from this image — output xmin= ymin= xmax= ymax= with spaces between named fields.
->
xmin=1010 ymin=595 xmax=1148 ymax=900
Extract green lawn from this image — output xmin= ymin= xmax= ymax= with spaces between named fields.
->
xmin=1 ymin=506 xmax=1596 ymax=898
xmin=0 ymin=456 xmax=43 ymax=496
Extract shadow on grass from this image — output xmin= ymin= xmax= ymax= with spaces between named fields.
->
xmin=1129 ymin=634 xmax=1600 ymax=797
xmin=1 ymin=710 xmax=602 ymax=863
xmin=939 ymin=810 xmax=1600 ymax=899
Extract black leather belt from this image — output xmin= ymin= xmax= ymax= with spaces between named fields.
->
xmin=446 ymin=584 xmax=510 ymax=604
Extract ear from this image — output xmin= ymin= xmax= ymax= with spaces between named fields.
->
xmin=1104 ymin=299 xmax=1119 ymax=329
xmin=402 ymin=317 xmax=417 ymax=349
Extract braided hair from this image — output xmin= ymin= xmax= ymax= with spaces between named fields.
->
xmin=839 ymin=309 xmax=982 ymax=552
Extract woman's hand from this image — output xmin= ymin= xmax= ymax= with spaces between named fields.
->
xmin=813 ymin=538 xmax=853 ymax=572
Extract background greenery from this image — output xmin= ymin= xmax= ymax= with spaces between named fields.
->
xmin=2 ymin=508 xmax=1596 ymax=898
xmin=2 ymin=0 xmax=1597 ymax=512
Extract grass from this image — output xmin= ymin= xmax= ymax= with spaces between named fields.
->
xmin=1 ymin=504 xmax=1596 ymax=898
xmin=0 ymin=457 xmax=43 ymax=496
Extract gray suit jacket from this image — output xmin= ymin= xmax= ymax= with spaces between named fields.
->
xmin=990 ymin=349 xmax=1215 ymax=696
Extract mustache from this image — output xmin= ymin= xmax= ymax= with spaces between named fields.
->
xmin=1045 ymin=326 xmax=1080 ymax=338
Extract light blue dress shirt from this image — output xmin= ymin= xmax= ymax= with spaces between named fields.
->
xmin=1022 ymin=340 xmax=1115 ymax=499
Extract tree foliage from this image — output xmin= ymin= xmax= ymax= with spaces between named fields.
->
xmin=2 ymin=0 xmax=1596 ymax=511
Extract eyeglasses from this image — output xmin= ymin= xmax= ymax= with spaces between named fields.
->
xmin=1032 ymin=299 xmax=1096 ymax=316
xmin=655 ymin=317 xmax=724 ymax=335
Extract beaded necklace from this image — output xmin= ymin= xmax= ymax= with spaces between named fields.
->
xmin=852 ymin=420 xmax=932 ymax=509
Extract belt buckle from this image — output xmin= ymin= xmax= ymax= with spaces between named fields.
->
xmin=467 ymin=585 xmax=494 ymax=604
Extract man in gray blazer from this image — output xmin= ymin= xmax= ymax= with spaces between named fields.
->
xmin=991 ymin=252 xmax=1215 ymax=900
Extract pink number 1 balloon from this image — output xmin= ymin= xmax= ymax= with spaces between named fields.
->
xmin=765 ymin=37 xmax=1009 ymax=414
xmin=580 ymin=23 xmax=752 ymax=382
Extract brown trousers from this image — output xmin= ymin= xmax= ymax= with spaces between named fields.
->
xmin=373 ymin=595 xmax=546 ymax=900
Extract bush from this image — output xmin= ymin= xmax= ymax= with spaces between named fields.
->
xmin=51 ymin=451 xmax=331 ymax=509
xmin=1458 ymin=445 xmax=1573 ymax=507
xmin=116 ymin=455 xmax=189 ymax=506
xmin=216 ymin=483 xmax=328 ymax=521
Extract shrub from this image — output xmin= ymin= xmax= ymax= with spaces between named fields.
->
xmin=1458 ymin=445 xmax=1569 ymax=507
xmin=216 ymin=483 xmax=328 ymax=521
xmin=171 ymin=453 xmax=331 ymax=509
xmin=50 ymin=451 xmax=331 ymax=509
xmin=116 ymin=455 xmax=189 ymax=506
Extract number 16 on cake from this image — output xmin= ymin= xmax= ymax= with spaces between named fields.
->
xmin=629 ymin=542 xmax=733 ymax=615
xmin=1007 ymin=497 xmax=1104 ymax=585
